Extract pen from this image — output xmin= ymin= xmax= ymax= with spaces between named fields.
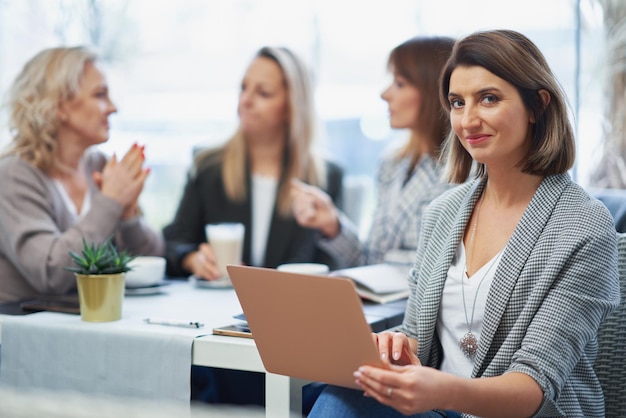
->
xmin=144 ymin=318 xmax=204 ymax=328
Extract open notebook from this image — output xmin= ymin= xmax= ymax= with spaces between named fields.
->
xmin=226 ymin=264 xmax=386 ymax=388
xmin=330 ymin=263 xmax=410 ymax=304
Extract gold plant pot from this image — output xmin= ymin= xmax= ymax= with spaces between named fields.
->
xmin=75 ymin=273 xmax=125 ymax=322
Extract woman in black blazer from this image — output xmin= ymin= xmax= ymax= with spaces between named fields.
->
xmin=164 ymin=46 xmax=344 ymax=407
xmin=164 ymin=46 xmax=343 ymax=279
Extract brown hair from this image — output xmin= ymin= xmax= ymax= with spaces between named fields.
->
xmin=388 ymin=36 xmax=454 ymax=167
xmin=439 ymin=29 xmax=575 ymax=183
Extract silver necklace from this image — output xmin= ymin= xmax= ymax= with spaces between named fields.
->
xmin=460 ymin=195 xmax=500 ymax=359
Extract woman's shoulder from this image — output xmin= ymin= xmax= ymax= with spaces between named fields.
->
xmin=0 ymin=154 xmax=42 ymax=178
xmin=191 ymin=147 xmax=225 ymax=179
xmin=518 ymin=175 xmax=616 ymax=245
xmin=0 ymin=155 xmax=51 ymax=197
xmin=0 ymin=154 xmax=22 ymax=171
xmin=554 ymin=176 xmax=615 ymax=228
xmin=543 ymin=174 xmax=606 ymax=212
xmin=378 ymin=140 xmax=406 ymax=165
xmin=376 ymin=141 xmax=445 ymax=182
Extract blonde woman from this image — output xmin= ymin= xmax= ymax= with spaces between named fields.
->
xmin=0 ymin=46 xmax=164 ymax=303
xmin=164 ymin=46 xmax=343 ymax=280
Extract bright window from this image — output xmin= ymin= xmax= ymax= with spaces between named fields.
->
xmin=0 ymin=0 xmax=604 ymax=235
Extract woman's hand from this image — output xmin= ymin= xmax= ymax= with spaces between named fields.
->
xmin=358 ymin=331 xmax=438 ymax=414
xmin=366 ymin=331 xmax=544 ymax=417
xmin=181 ymin=243 xmax=222 ymax=280
xmin=373 ymin=331 xmax=419 ymax=365
xmin=94 ymin=143 xmax=150 ymax=219
xmin=290 ymin=179 xmax=340 ymax=238
xmin=354 ymin=363 xmax=451 ymax=416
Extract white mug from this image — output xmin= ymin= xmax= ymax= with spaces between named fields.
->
xmin=205 ymin=223 xmax=245 ymax=278
xmin=277 ymin=263 xmax=329 ymax=275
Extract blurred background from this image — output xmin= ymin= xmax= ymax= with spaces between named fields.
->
xmin=0 ymin=0 xmax=619 ymax=235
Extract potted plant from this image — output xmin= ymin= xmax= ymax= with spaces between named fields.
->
xmin=66 ymin=237 xmax=135 ymax=322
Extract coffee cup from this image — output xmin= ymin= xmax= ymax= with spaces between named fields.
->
xmin=205 ymin=222 xmax=245 ymax=279
xmin=276 ymin=263 xmax=329 ymax=275
xmin=125 ymin=256 xmax=166 ymax=287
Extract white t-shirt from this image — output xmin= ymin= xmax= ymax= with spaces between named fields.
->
xmin=437 ymin=242 xmax=503 ymax=377
xmin=251 ymin=174 xmax=278 ymax=266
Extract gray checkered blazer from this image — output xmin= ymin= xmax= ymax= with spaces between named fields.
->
xmin=400 ymin=174 xmax=620 ymax=417
xmin=319 ymin=153 xmax=453 ymax=268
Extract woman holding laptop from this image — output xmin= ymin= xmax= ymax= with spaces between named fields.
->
xmin=308 ymin=29 xmax=620 ymax=418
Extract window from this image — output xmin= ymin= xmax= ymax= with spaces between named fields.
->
xmin=0 ymin=0 xmax=603 ymax=235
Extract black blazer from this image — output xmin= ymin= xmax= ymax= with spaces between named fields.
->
xmin=163 ymin=157 xmax=344 ymax=277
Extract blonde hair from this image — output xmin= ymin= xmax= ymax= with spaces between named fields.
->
xmin=439 ymin=30 xmax=575 ymax=183
xmin=196 ymin=46 xmax=325 ymax=217
xmin=3 ymin=46 xmax=97 ymax=173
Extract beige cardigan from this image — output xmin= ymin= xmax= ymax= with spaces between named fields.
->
xmin=0 ymin=151 xmax=164 ymax=302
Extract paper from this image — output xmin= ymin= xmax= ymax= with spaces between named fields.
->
xmin=330 ymin=264 xmax=410 ymax=304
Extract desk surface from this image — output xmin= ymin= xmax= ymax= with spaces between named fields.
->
xmin=0 ymin=279 xmax=405 ymax=338
xmin=0 ymin=280 xmax=243 ymax=342
xmin=0 ymin=278 xmax=406 ymax=417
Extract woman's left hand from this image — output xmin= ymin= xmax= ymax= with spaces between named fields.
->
xmin=354 ymin=363 xmax=451 ymax=416
xmin=373 ymin=331 xmax=419 ymax=365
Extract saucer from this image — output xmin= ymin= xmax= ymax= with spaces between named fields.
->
xmin=190 ymin=275 xmax=233 ymax=289
xmin=125 ymin=281 xmax=169 ymax=296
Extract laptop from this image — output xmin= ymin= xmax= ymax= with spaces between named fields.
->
xmin=226 ymin=265 xmax=387 ymax=389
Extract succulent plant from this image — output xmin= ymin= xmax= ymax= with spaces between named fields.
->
xmin=66 ymin=237 xmax=136 ymax=275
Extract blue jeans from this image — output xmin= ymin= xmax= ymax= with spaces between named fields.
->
xmin=308 ymin=385 xmax=461 ymax=418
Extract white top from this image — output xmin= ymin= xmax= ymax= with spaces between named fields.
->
xmin=437 ymin=242 xmax=503 ymax=377
xmin=52 ymin=179 xmax=92 ymax=220
xmin=251 ymin=174 xmax=278 ymax=266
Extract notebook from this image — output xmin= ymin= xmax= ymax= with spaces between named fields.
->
xmin=226 ymin=264 xmax=386 ymax=389
xmin=330 ymin=263 xmax=410 ymax=304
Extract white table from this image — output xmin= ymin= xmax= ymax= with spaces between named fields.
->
xmin=0 ymin=280 xmax=404 ymax=418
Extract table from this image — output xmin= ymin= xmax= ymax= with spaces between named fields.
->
xmin=0 ymin=279 xmax=405 ymax=418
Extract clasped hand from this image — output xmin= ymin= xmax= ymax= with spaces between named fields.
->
xmin=93 ymin=143 xmax=149 ymax=220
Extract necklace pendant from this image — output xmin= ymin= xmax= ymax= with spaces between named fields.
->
xmin=460 ymin=332 xmax=478 ymax=359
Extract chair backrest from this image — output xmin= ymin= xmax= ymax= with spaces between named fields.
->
xmin=595 ymin=232 xmax=626 ymax=417
xmin=591 ymin=188 xmax=626 ymax=233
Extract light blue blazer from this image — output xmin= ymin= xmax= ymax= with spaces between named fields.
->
xmin=401 ymin=174 xmax=620 ymax=417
